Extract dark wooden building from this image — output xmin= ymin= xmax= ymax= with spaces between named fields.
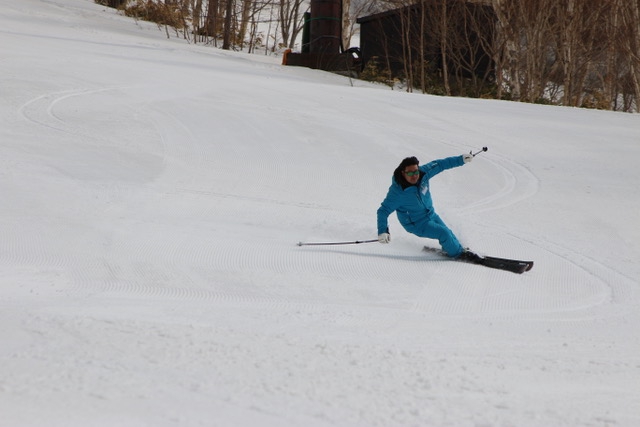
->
xmin=356 ymin=0 xmax=496 ymax=83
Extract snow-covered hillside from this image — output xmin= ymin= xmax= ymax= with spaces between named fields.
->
xmin=1 ymin=1 xmax=639 ymax=426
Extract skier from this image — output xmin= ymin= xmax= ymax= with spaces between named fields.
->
xmin=377 ymin=154 xmax=481 ymax=262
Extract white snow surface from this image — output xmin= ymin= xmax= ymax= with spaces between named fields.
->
xmin=2 ymin=1 xmax=640 ymax=426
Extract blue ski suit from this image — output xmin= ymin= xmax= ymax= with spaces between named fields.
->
xmin=377 ymin=155 xmax=465 ymax=257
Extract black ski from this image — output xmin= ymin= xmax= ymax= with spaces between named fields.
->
xmin=478 ymin=255 xmax=533 ymax=274
xmin=422 ymin=246 xmax=534 ymax=274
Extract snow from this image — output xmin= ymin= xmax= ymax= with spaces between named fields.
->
xmin=1 ymin=0 xmax=640 ymax=426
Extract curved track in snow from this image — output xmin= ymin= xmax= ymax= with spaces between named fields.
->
xmin=405 ymin=113 xmax=638 ymax=322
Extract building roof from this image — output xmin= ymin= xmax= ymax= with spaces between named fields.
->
xmin=356 ymin=0 xmax=494 ymax=24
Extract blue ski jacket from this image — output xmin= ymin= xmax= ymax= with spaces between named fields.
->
xmin=377 ymin=155 xmax=465 ymax=235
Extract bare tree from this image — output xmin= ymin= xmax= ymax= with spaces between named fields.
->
xmin=222 ymin=0 xmax=234 ymax=49
xmin=237 ymin=0 xmax=254 ymax=48
xmin=342 ymin=0 xmax=351 ymax=49
xmin=247 ymin=0 xmax=274 ymax=53
xmin=192 ymin=0 xmax=204 ymax=42
xmin=622 ymin=0 xmax=640 ymax=110
xmin=278 ymin=0 xmax=306 ymax=49
xmin=204 ymin=0 xmax=221 ymax=43
xmin=440 ymin=0 xmax=450 ymax=94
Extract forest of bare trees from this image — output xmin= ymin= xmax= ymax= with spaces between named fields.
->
xmin=361 ymin=0 xmax=639 ymax=111
xmin=107 ymin=0 xmax=639 ymax=112
xmin=491 ymin=0 xmax=640 ymax=111
xmin=115 ymin=0 xmax=307 ymax=53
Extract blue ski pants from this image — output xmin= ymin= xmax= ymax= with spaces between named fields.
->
xmin=404 ymin=213 xmax=464 ymax=257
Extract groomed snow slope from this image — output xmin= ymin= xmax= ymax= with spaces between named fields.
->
xmin=1 ymin=1 xmax=640 ymax=426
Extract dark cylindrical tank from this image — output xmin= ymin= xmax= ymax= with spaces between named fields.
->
xmin=309 ymin=0 xmax=342 ymax=54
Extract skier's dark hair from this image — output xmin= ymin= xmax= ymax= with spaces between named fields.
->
xmin=398 ymin=156 xmax=419 ymax=170
xmin=394 ymin=156 xmax=420 ymax=188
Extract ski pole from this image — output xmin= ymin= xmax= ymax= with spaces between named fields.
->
xmin=471 ymin=146 xmax=488 ymax=157
xmin=297 ymin=239 xmax=378 ymax=247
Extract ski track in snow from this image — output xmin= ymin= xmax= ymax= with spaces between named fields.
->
xmin=471 ymin=145 xmax=636 ymax=321
xmin=18 ymin=88 xmax=102 ymax=133
xmin=456 ymin=153 xmax=540 ymax=215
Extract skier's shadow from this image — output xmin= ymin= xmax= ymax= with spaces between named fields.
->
xmin=300 ymin=247 xmax=448 ymax=263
